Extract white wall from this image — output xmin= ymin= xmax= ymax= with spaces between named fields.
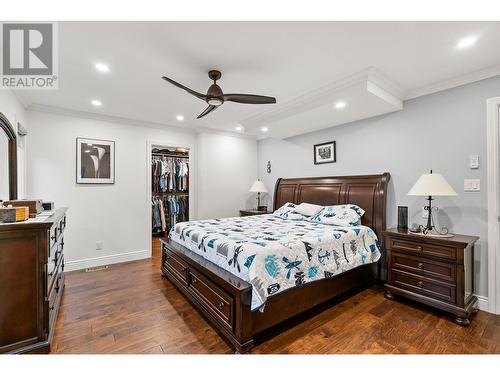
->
xmin=25 ymin=110 xmax=257 ymax=270
xmin=0 ymin=90 xmax=28 ymax=199
xmin=197 ymin=131 xmax=258 ymax=219
xmin=258 ymin=75 xmax=500 ymax=298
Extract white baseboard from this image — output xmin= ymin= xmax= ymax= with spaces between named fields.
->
xmin=64 ymin=250 xmax=150 ymax=272
xmin=475 ymin=294 xmax=489 ymax=312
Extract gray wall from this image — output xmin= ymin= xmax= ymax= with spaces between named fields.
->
xmin=258 ymin=75 xmax=500 ymax=297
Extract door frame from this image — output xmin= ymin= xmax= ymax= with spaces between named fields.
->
xmin=147 ymin=140 xmax=195 ymax=257
xmin=486 ymin=96 xmax=500 ymax=314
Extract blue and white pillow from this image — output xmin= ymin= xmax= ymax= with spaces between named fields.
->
xmin=308 ymin=204 xmax=365 ymax=226
xmin=273 ymin=202 xmax=305 ymax=220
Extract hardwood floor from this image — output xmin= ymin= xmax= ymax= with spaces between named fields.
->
xmin=51 ymin=238 xmax=500 ymax=354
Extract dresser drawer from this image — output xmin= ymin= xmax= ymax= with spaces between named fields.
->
xmin=164 ymin=250 xmax=189 ymax=287
xmin=189 ymin=269 xmax=234 ymax=331
xmin=392 ymin=270 xmax=456 ymax=304
xmin=391 ymin=251 xmax=456 ymax=283
xmin=389 ymin=237 xmax=457 ymax=261
xmin=47 ymin=255 xmax=63 ymax=296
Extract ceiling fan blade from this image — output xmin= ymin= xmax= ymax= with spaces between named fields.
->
xmin=222 ymin=93 xmax=276 ymax=104
xmin=161 ymin=76 xmax=206 ymax=100
xmin=197 ymin=104 xmax=218 ymax=119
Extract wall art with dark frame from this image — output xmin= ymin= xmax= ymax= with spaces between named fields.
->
xmin=313 ymin=141 xmax=336 ymax=165
xmin=76 ymin=137 xmax=115 ymax=184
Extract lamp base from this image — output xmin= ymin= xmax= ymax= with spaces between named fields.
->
xmin=409 ymin=231 xmax=454 ymax=238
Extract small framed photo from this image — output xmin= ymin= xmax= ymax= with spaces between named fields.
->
xmin=76 ymin=137 xmax=115 ymax=184
xmin=314 ymin=141 xmax=336 ymax=164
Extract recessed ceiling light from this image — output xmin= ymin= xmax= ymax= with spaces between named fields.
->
xmin=235 ymin=126 xmax=243 ymax=131
xmin=261 ymin=127 xmax=269 ymax=132
xmin=95 ymin=63 xmax=110 ymax=73
xmin=335 ymin=101 xmax=346 ymax=109
xmin=456 ymin=36 xmax=478 ymax=49
xmin=91 ymin=99 xmax=102 ymax=107
xmin=176 ymin=115 xmax=184 ymax=121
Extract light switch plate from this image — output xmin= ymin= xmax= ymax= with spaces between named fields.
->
xmin=464 ymin=179 xmax=480 ymax=192
xmin=470 ymin=155 xmax=479 ymax=169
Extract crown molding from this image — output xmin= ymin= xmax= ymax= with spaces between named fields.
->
xmin=240 ymin=67 xmax=404 ymax=129
xmin=405 ymin=64 xmax=500 ymax=100
xmin=11 ymin=90 xmax=33 ymax=109
xmin=27 ymin=103 xmax=197 ymax=135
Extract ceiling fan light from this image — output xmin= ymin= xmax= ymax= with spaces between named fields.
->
xmin=207 ymin=97 xmax=223 ymax=106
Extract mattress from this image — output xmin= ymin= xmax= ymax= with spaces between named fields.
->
xmin=169 ymin=214 xmax=380 ymax=310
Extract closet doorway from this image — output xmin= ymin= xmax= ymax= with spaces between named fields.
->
xmin=150 ymin=144 xmax=191 ymax=254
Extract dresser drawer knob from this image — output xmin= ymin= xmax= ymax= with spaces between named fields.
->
xmin=218 ymin=302 xmax=225 ymax=310
xmin=417 ymin=262 xmax=424 ymax=269
xmin=417 ymin=281 xmax=424 ymax=288
xmin=192 ymin=278 xmax=197 ymax=284
xmin=416 ymin=246 xmax=423 ymax=251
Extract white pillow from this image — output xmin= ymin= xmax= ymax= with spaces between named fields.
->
xmin=273 ymin=202 xmax=305 ymax=220
xmin=293 ymin=202 xmax=324 ymax=217
xmin=308 ymin=204 xmax=365 ymax=226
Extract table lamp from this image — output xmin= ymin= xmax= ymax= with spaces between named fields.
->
xmin=249 ymin=180 xmax=268 ymax=211
xmin=408 ymin=170 xmax=457 ymax=235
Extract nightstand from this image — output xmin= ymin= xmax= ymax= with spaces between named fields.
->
xmin=239 ymin=209 xmax=271 ymax=217
xmin=383 ymin=228 xmax=479 ymax=326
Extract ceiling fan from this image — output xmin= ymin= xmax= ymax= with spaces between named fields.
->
xmin=161 ymin=70 xmax=277 ymax=119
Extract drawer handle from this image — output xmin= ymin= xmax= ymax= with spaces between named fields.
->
xmin=48 ymin=271 xmax=54 ymax=277
xmin=416 ymin=246 xmax=423 ymax=251
xmin=192 ymin=278 xmax=197 ymax=284
xmin=417 ymin=262 xmax=424 ymax=269
xmin=218 ymin=302 xmax=225 ymax=311
xmin=50 ymin=305 xmax=55 ymax=311
xmin=165 ymin=254 xmax=170 ymax=260
xmin=417 ymin=281 xmax=424 ymax=288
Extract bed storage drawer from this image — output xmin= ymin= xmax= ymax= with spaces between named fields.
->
xmin=188 ymin=269 xmax=234 ymax=331
xmin=164 ymin=250 xmax=189 ymax=287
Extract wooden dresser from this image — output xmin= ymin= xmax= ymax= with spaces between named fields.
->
xmin=0 ymin=208 xmax=67 ymax=353
xmin=383 ymin=228 xmax=479 ymax=325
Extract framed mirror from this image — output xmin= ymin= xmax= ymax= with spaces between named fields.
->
xmin=0 ymin=112 xmax=17 ymax=201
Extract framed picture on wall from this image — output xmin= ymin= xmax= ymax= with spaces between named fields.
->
xmin=314 ymin=141 xmax=336 ymax=164
xmin=76 ymin=137 xmax=115 ymax=184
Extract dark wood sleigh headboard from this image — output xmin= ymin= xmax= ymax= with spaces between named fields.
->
xmin=273 ymin=173 xmax=391 ymax=239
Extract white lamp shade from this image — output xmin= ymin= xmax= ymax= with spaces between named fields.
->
xmin=408 ymin=173 xmax=457 ymax=196
xmin=249 ymin=180 xmax=268 ymax=193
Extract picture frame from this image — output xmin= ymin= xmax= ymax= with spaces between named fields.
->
xmin=314 ymin=141 xmax=336 ymax=164
xmin=76 ymin=137 xmax=115 ymax=184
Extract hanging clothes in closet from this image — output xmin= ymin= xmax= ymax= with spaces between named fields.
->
xmin=152 ymin=156 xmax=189 ymax=194
xmin=152 ymin=195 xmax=189 ymax=235
xmin=151 ymin=152 xmax=190 ymax=236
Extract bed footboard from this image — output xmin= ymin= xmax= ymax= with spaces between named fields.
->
xmin=161 ymin=238 xmax=254 ymax=353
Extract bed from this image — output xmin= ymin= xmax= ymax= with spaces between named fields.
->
xmin=160 ymin=173 xmax=390 ymax=353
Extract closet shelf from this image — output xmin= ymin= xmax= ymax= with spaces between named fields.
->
xmin=152 ymin=153 xmax=189 ymax=159
xmin=153 ymin=192 xmax=189 ymax=196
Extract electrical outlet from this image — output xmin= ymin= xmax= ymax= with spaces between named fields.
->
xmin=464 ymin=179 xmax=480 ymax=192
xmin=96 ymin=241 xmax=103 ymax=250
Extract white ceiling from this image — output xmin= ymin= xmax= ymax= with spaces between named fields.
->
xmin=19 ymin=21 xmax=500 ymax=138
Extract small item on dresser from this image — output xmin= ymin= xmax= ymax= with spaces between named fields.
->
xmin=0 ymin=207 xmax=17 ymax=223
xmin=42 ymin=201 xmax=55 ymax=211
xmin=14 ymin=206 xmax=29 ymax=221
xmin=397 ymin=206 xmax=408 ymax=229
xmin=3 ymin=199 xmax=43 ymax=218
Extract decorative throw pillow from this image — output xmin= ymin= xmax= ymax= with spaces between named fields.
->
xmin=293 ymin=202 xmax=324 ymax=217
xmin=273 ymin=202 xmax=305 ymax=220
xmin=308 ymin=204 xmax=365 ymax=226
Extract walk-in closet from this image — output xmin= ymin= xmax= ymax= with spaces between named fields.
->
xmin=151 ymin=146 xmax=190 ymax=237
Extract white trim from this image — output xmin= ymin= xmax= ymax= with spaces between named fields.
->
xmin=240 ymin=67 xmax=404 ymax=130
xmin=475 ymin=294 xmax=489 ymax=312
xmin=487 ymin=96 xmax=500 ymax=315
xmin=405 ymin=64 xmax=500 ymax=100
xmin=28 ymin=103 xmax=196 ymax=135
xmin=64 ymin=250 xmax=149 ymax=272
